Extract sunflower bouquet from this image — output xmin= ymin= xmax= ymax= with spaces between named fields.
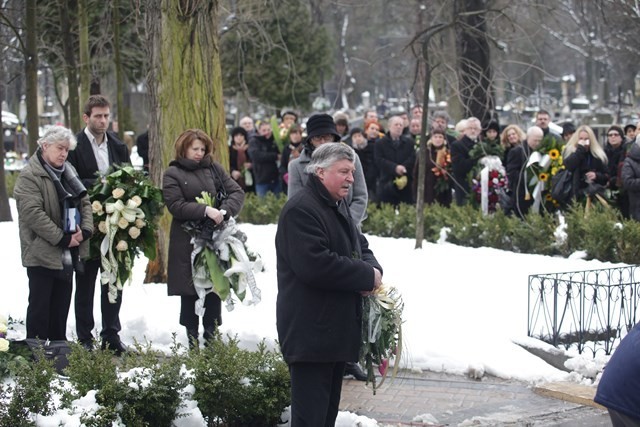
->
xmin=360 ymin=283 xmax=404 ymax=395
xmin=88 ymin=165 xmax=164 ymax=303
xmin=526 ymin=135 xmax=565 ymax=212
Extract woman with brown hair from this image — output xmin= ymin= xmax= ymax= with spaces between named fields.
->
xmin=163 ymin=129 xmax=244 ymax=348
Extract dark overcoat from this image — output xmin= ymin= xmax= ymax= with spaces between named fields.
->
xmin=374 ymin=133 xmax=416 ymax=204
xmin=563 ymin=145 xmax=609 ymax=200
xmin=162 ymin=157 xmax=244 ymax=296
xmin=621 ymin=144 xmax=640 ymax=220
xmin=275 ymin=174 xmax=382 ymax=364
xmin=595 ymin=321 xmax=640 ymax=419
xmin=67 ymin=130 xmax=131 ymax=188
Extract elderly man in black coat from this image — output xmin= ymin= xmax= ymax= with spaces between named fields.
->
xmin=276 ymin=142 xmax=383 ymax=426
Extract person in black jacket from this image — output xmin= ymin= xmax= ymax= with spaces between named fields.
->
xmin=67 ymin=95 xmax=131 ymax=355
xmin=276 ymin=142 xmax=383 ymax=426
xmin=595 ymin=321 xmax=640 ymax=426
xmin=505 ymin=126 xmax=543 ymax=218
xmin=562 ymin=125 xmax=609 ymax=203
xmin=248 ymin=121 xmax=281 ymax=197
xmin=450 ymin=117 xmax=482 ymax=206
xmin=374 ymin=115 xmax=416 ymax=205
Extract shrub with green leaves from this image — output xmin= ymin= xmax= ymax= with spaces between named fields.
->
xmin=0 ymin=347 xmax=59 ymax=427
xmin=189 ymin=333 xmax=290 ymax=427
xmin=67 ymin=340 xmax=187 ymax=427
xmin=238 ymin=192 xmax=287 ymax=224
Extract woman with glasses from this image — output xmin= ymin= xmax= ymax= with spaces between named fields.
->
xmin=162 ymin=129 xmax=244 ymax=348
xmin=605 ymin=126 xmax=630 ymax=217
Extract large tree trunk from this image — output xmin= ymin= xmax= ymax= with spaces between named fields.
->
xmin=0 ymin=44 xmax=13 ymax=222
xmin=25 ymin=0 xmax=38 ymax=155
xmin=78 ymin=0 xmax=90 ymax=115
xmin=455 ymin=0 xmax=493 ymax=124
xmin=59 ymin=0 xmax=80 ymax=132
xmin=144 ymin=0 xmax=227 ymax=283
xmin=113 ymin=0 xmax=124 ymax=141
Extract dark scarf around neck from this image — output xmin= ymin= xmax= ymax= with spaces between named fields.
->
xmin=38 ymin=151 xmax=87 ymax=202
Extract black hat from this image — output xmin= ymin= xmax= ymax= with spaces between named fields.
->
xmin=231 ymin=126 xmax=248 ymax=140
xmin=305 ymin=114 xmax=341 ymax=144
xmin=485 ymin=121 xmax=500 ymax=132
xmin=561 ymin=122 xmax=576 ymax=137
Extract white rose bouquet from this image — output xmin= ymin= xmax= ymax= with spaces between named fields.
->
xmin=0 ymin=315 xmax=30 ymax=378
xmin=88 ymin=165 xmax=163 ymax=303
xmin=360 ymin=284 xmax=404 ymax=394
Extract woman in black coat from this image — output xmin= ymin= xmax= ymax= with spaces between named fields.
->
xmin=276 ymin=143 xmax=382 ymax=425
xmin=562 ymin=125 xmax=609 ymax=202
xmin=413 ymin=129 xmax=452 ymax=207
xmin=163 ymin=129 xmax=244 ymax=347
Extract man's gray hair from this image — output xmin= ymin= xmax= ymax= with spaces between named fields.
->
xmin=306 ymin=143 xmax=355 ymax=175
xmin=38 ymin=125 xmax=78 ymax=150
xmin=432 ymin=110 xmax=450 ymax=123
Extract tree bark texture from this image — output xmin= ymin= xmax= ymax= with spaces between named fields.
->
xmin=0 ymin=46 xmax=13 ymax=222
xmin=113 ymin=0 xmax=124 ymax=141
xmin=59 ymin=0 xmax=80 ymax=132
xmin=78 ymin=0 xmax=90 ymax=117
xmin=455 ymin=0 xmax=494 ymax=125
xmin=144 ymin=0 xmax=227 ymax=283
xmin=25 ymin=0 xmax=38 ymax=155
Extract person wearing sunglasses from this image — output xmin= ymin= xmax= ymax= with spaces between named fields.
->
xmin=605 ymin=125 xmax=631 ymax=217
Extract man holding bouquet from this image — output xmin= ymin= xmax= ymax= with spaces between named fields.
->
xmin=275 ymin=141 xmax=383 ymax=426
xmin=68 ymin=95 xmax=131 ymax=355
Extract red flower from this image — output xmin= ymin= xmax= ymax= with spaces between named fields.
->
xmin=378 ymin=359 xmax=389 ymax=376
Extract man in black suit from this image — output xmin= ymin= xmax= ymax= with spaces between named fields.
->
xmin=68 ymin=95 xmax=131 ymax=355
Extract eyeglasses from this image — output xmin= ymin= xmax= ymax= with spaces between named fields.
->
xmin=311 ymin=134 xmax=335 ymax=143
xmin=608 ymin=133 xmax=620 ymax=137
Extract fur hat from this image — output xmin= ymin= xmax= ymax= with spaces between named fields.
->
xmin=305 ymin=114 xmax=341 ymax=144
xmin=230 ymin=126 xmax=248 ymax=140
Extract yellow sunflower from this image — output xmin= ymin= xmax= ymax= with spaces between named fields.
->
xmin=545 ymin=193 xmax=553 ymax=201
xmin=551 ymin=167 xmax=558 ymax=176
xmin=549 ymin=149 xmax=560 ymax=160
xmin=539 ymin=172 xmax=549 ymax=182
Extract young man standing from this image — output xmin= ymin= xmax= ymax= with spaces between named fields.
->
xmin=68 ymin=95 xmax=131 ymax=355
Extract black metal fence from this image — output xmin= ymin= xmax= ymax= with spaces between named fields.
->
xmin=528 ymin=266 xmax=640 ymax=356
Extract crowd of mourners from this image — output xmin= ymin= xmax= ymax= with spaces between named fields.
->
xmin=230 ymin=106 xmax=640 ymax=220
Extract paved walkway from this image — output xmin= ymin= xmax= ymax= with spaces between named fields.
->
xmin=339 ymin=370 xmax=611 ymax=426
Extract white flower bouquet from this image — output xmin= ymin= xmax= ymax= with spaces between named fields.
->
xmin=360 ymin=284 xmax=404 ymax=394
xmin=88 ymin=165 xmax=163 ymax=303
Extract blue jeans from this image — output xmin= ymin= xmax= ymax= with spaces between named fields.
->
xmin=255 ymin=181 xmax=282 ymax=197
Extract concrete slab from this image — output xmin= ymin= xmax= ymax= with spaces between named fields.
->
xmin=534 ymin=381 xmax=606 ymax=410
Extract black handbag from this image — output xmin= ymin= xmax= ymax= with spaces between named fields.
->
xmin=551 ymin=169 xmax=573 ymax=203
xmin=12 ymin=339 xmax=72 ymax=374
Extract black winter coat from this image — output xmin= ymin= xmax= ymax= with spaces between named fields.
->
xmin=374 ymin=134 xmax=416 ymax=204
xmin=68 ymin=130 xmax=131 ymax=188
xmin=621 ymin=144 xmax=640 ymax=220
xmin=450 ymin=136 xmax=476 ymax=200
xmin=563 ymin=145 xmax=609 ymax=200
xmin=248 ymin=135 xmax=279 ymax=185
xmin=162 ymin=157 xmax=244 ymax=296
xmin=505 ymin=143 xmax=533 ymax=217
xmin=275 ymin=175 xmax=382 ymax=364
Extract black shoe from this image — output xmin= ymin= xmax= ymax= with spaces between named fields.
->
xmin=79 ymin=339 xmax=94 ymax=352
xmin=344 ymin=362 xmax=368 ymax=381
xmin=186 ymin=328 xmax=199 ymax=350
xmin=101 ymin=338 xmax=128 ymax=356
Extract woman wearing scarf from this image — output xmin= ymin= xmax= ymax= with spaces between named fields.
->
xmin=163 ymin=129 xmax=244 ymax=348
xmin=14 ymin=125 xmax=93 ymax=341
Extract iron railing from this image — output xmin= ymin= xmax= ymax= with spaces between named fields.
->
xmin=527 ymin=266 xmax=640 ymax=356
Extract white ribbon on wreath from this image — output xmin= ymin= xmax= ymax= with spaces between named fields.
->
xmin=479 ymin=155 xmax=505 ymax=216
xmin=525 ymin=152 xmax=551 ymax=213
xmin=191 ymin=216 xmax=262 ymax=315
xmin=99 ymin=199 xmax=145 ymax=303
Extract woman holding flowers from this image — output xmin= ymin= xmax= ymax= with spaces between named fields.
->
xmin=562 ymin=125 xmax=609 ymax=202
xmin=14 ymin=125 xmax=93 ymax=341
xmin=163 ymin=129 xmax=244 ymax=348
xmin=412 ymin=129 xmax=452 ymax=207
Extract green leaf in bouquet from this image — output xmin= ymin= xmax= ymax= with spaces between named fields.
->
xmin=141 ymin=230 xmax=157 ymax=261
xmin=204 ymin=249 xmax=231 ymax=301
